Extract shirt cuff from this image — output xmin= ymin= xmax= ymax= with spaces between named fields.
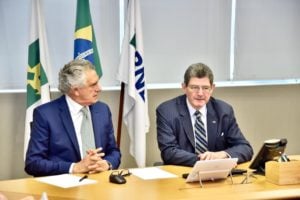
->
xmin=106 ymin=161 xmax=113 ymax=170
xmin=69 ymin=163 xmax=75 ymax=173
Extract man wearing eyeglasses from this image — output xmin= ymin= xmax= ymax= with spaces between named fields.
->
xmin=156 ymin=63 xmax=253 ymax=167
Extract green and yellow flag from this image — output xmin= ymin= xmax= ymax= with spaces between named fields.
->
xmin=24 ymin=0 xmax=51 ymax=158
xmin=74 ymin=0 xmax=102 ymax=77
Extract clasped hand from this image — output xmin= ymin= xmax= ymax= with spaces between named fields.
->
xmin=73 ymin=148 xmax=110 ymax=174
xmin=198 ymin=151 xmax=229 ymax=161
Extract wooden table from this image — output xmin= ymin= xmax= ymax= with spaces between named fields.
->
xmin=1 ymin=161 xmax=300 ymax=200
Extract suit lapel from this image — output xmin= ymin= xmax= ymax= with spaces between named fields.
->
xmin=59 ymin=96 xmax=81 ymax=159
xmin=178 ymin=96 xmax=195 ymax=148
xmin=89 ymin=104 xmax=102 ymax=148
xmin=206 ymin=101 xmax=219 ymax=150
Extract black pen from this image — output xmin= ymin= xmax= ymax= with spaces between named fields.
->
xmin=79 ymin=175 xmax=88 ymax=182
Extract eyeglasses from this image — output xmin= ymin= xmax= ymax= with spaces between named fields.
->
xmin=188 ymin=85 xmax=212 ymax=93
xmin=110 ymin=169 xmax=131 ymax=177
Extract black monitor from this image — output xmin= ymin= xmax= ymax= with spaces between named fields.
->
xmin=249 ymin=138 xmax=288 ymax=175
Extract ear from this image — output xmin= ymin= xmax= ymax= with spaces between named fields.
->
xmin=70 ymin=87 xmax=80 ymax=97
xmin=181 ymin=83 xmax=187 ymax=92
xmin=210 ymin=83 xmax=216 ymax=93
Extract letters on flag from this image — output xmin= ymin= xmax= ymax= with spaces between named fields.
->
xmin=24 ymin=0 xmax=51 ymax=158
xmin=117 ymin=0 xmax=150 ymax=168
xmin=74 ymin=0 xmax=102 ymax=77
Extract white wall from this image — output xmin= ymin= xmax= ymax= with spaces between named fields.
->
xmin=1 ymin=0 xmax=300 ymax=90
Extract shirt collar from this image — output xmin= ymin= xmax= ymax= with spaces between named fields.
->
xmin=65 ymin=95 xmax=84 ymax=115
xmin=186 ymin=98 xmax=207 ymax=117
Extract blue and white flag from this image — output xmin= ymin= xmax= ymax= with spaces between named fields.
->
xmin=117 ymin=0 xmax=149 ymax=168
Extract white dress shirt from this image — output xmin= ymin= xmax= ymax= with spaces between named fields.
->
xmin=65 ymin=95 xmax=91 ymax=173
xmin=186 ymin=98 xmax=208 ymax=142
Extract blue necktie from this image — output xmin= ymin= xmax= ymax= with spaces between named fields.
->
xmin=194 ymin=111 xmax=208 ymax=153
xmin=80 ymin=107 xmax=96 ymax=156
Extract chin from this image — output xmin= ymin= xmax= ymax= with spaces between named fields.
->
xmin=193 ymin=103 xmax=205 ymax=109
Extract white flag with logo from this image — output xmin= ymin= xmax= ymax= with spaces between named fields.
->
xmin=24 ymin=0 xmax=51 ymax=158
xmin=117 ymin=0 xmax=149 ymax=168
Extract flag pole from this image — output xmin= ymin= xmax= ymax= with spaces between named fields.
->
xmin=116 ymin=82 xmax=125 ymax=148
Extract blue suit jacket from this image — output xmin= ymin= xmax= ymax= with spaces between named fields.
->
xmin=25 ymin=95 xmax=121 ymax=176
xmin=156 ymin=95 xmax=253 ymax=167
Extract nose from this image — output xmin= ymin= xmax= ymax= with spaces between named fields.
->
xmin=95 ymin=82 xmax=101 ymax=92
xmin=196 ymin=87 xmax=204 ymax=94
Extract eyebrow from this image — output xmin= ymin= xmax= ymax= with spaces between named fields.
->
xmin=89 ymin=78 xmax=99 ymax=86
xmin=189 ymin=84 xmax=211 ymax=87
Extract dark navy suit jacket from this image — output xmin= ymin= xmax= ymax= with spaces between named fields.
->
xmin=156 ymin=95 xmax=253 ymax=167
xmin=25 ymin=95 xmax=121 ymax=176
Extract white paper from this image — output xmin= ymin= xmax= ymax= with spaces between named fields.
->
xmin=130 ymin=167 xmax=177 ymax=180
xmin=36 ymin=174 xmax=97 ymax=188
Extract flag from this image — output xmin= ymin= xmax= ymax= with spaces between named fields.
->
xmin=117 ymin=0 xmax=150 ymax=168
xmin=24 ymin=0 xmax=51 ymax=158
xmin=74 ymin=0 xmax=102 ymax=77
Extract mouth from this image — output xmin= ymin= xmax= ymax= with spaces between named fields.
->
xmin=195 ymin=97 xmax=205 ymax=101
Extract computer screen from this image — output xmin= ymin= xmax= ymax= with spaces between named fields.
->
xmin=249 ymin=138 xmax=287 ymax=175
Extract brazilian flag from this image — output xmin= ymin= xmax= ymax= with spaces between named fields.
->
xmin=74 ymin=0 xmax=102 ymax=77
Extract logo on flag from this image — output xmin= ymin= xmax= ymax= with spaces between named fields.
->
xmin=24 ymin=0 xmax=51 ymax=158
xmin=117 ymin=0 xmax=149 ymax=168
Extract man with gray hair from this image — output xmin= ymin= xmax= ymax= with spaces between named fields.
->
xmin=25 ymin=59 xmax=121 ymax=176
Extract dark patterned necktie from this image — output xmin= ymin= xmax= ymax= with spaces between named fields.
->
xmin=194 ymin=111 xmax=208 ymax=153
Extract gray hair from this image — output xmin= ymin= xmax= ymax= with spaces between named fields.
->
xmin=183 ymin=63 xmax=214 ymax=86
xmin=58 ymin=59 xmax=95 ymax=94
